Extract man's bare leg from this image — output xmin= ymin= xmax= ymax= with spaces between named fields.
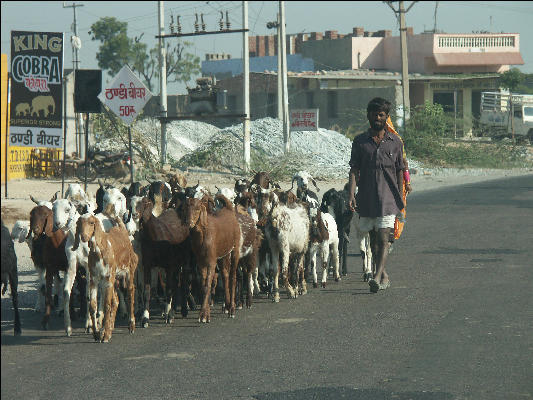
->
xmin=373 ymin=228 xmax=391 ymax=287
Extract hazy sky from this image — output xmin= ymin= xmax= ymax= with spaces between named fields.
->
xmin=2 ymin=1 xmax=532 ymax=94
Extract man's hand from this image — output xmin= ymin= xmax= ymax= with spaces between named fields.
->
xmin=406 ymin=182 xmax=412 ymax=194
xmin=348 ymin=196 xmax=357 ymax=212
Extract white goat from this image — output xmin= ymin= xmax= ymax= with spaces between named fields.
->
xmin=53 ymin=198 xmax=91 ymax=336
xmin=308 ymin=209 xmax=340 ymax=287
xmin=263 ymin=190 xmax=310 ymax=302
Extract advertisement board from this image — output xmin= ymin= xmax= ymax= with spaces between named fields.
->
xmin=9 ymin=31 xmax=64 ymax=149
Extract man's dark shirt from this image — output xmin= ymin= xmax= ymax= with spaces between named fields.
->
xmin=349 ymin=129 xmax=405 ymax=217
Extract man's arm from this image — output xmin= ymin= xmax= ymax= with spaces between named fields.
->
xmin=348 ymin=166 xmax=358 ymax=212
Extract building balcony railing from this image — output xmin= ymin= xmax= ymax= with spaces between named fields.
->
xmin=437 ymin=35 xmax=516 ymax=48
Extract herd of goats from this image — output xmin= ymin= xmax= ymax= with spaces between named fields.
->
xmin=1 ymin=170 xmax=374 ymax=342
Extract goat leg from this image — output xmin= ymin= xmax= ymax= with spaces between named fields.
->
xmin=41 ymin=269 xmax=54 ymax=330
xmin=127 ymin=271 xmax=136 ymax=333
xmin=199 ymin=264 xmax=214 ymax=323
xmin=9 ymin=270 xmax=21 ymax=336
xmin=88 ymin=281 xmax=99 ymax=342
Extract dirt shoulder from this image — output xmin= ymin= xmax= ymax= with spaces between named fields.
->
xmin=1 ymin=167 xmax=532 ymax=228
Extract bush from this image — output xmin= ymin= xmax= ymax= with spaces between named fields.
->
xmin=402 ymin=102 xmax=531 ymax=168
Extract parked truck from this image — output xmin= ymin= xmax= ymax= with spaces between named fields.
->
xmin=480 ymin=91 xmax=533 ymax=143
xmin=186 ymin=77 xmax=228 ymax=115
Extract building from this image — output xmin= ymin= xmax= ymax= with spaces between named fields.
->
xmin=200 ymin=27 xmax=524 ymax=135
xmin=216 ymin=70 xmax=500 ymax=135
xmin=297 ymin=28 xmax=524 ymax=74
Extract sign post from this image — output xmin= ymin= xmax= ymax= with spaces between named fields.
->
xmin=98 ymin=66 xmax=152 ymax=184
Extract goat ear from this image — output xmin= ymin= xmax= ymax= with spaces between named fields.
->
xmin=199 ymin=205 xmax=208 ymax=229
xmin=44 ymin=211 xmax=54 ymax=237
xmin=98 ymin=179 xmax=104 ymax=189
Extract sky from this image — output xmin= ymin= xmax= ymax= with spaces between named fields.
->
xmin=2 ymin=1 xmax=533 ymax=95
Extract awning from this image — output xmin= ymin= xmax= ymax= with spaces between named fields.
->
xmin=434 ymin=52 xmax=524 ymax=66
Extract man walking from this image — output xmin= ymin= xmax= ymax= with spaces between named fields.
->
xmin=348 ymin=97 xmax=405 ymax=293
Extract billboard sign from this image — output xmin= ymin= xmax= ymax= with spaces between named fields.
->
xmin=98 ymin=65 xmax=152 ymax=126
xmin=290 ymin=109 xmax=319 ymax=131
xmin=9 ymin=31 xmax=64 ymax=149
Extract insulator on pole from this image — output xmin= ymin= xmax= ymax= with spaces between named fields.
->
xmin=219 ymin=11 xmax=224 ymax=31
xmin=201 ymin=13 xmax=206 ymax=31
xmin=226 ymin=11 xmax=231 ymax=30
xmin=194 ymin=13 xmax=199 ymax=33
xmin=170 ymin=14 xmax=175 ymax=33
xmin=177 ymin=15 xmax=182 ymax=34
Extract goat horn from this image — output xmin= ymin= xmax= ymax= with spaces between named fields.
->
xmin=98 ymin=178 xmax=104 ymax=189
xmin=290 ymin=177 xmax=297 ymax=191
xmin=30 ymin=195 xmax=39 ymax=204
xmin=312 ymin=178 xmax=320 ymax=192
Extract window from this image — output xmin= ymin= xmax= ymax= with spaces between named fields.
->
xmin=523 ymin=106 xmax=533 ymax=117
xmin=306 ymin=91 xmax=315 ymax=108
xmin=327 ymin=91 xmax=338 ymax=118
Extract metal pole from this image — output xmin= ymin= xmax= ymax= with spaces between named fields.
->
xmin=510 ymin=94 xmax=515 ymax=142
xmin=61 ymin=76 xmax=67 ymax=197
xmin=158 ymin=1 xmax=168 ymax=166
xmin=128 ymin=126 xmax=134 ymax=183
xmin=277 ymin=13 xmax=282 ymax=120
xmin=4 ymin=75 xmax=10 ymax=198
xmin=279 ymin=0 xmax=290 ymax=153
xmin=243 ymin=1 xmax=251 ymax=172
xmin=84 ymin=112 xmax=89 ymax=193
xmin=399 ymin=1 xmax=410 ymax=126
xmin=453 ymin=89 xmax=457 ymax=140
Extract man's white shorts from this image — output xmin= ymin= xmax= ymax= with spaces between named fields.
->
xmin=358 ymin=214 xmax=396 ymax=233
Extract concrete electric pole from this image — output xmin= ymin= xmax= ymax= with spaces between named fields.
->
xmin=279 ymin=1 xmax=290 ymax=153
xmin=158 ymin=1 xmax=168 ymax=166
xmin=243 ymin=1 xmax=251 ymax=172
xmin=266 ymin=14 xmax=283 ymax=121
xmin=385 ymin=1 xmax=417 ymax=128
xmin=63 ymin=2 xmax=84 ymax=157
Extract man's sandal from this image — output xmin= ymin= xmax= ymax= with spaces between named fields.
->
xmin=379 ymin=280 xmax=391 ymax=290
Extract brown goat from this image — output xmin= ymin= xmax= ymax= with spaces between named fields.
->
xmin=251 ymin=171 xmax=280 ymax=190
xmin=72 ymin=215 xmax=137 ymax=342
xmin=184 ymin=195 xmax=241 ymax=322
xmin=29 ymin=205 xmax=73 ymax=330
xmin=135 ymin=197 xmax=191 ymax=327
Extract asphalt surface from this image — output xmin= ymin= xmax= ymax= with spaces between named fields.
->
xmin=2 ymin=174 xmax=532 ymax=400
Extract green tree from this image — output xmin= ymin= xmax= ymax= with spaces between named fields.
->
xmin=89 ymin=17 xmax=200 ymax=91
xmin=499 ymin=68 xmax=524 ymax=92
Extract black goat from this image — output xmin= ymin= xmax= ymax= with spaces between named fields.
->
xmin=320 ymin=187 xmax=354 ymax=276
xmin=1 ymin=219 xmax=21 ymax=335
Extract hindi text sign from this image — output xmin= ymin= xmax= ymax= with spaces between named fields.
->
xmin=9 ymin=31 xmax=64 ymax=149
xmin=98 ymin=65 xmax=152 ymax=125
xmin=290 ymin=109 xmax=319 ymax=131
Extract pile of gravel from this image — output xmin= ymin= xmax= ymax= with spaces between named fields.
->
xmin=93 ymin=116 xmax=422 ymax=179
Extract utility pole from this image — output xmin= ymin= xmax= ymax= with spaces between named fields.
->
xmin=267 ymin=14 xmax=282 ymax=120
xmin=63 ymin=2 xmax=84 ymax=157
xmin=386 ymin=1 xmax=416 ymax=128
xmin=63 ymin=2 xmax=83 ymax=71
xmin=243 ymin=1 xmax=250 ymax=171
xmin=277 ymin=13 xmax=283 ymax=120
xmin=279 ymin=1 xmax=290 ymax=153
xmin=158 ymin=1 xmax=168 ymax=165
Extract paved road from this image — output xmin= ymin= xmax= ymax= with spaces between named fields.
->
xmin=2 ymin=175 xmax=532 ymax=400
